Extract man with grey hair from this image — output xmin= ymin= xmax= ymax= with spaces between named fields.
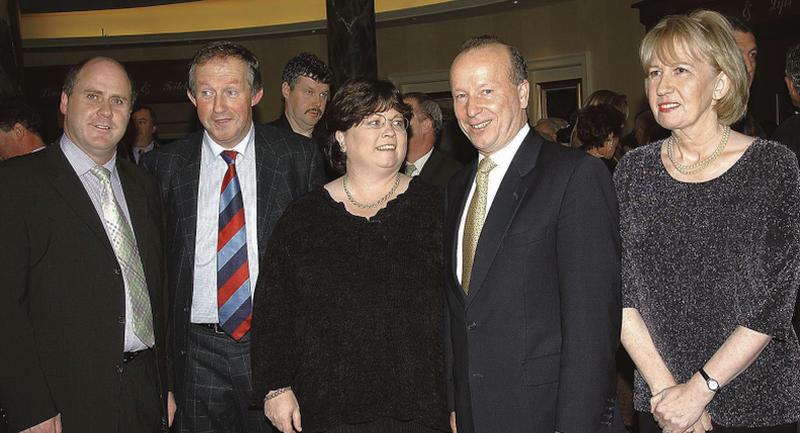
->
xmin=142 ymin=41 xmax=325 ymax=431
xmin=403 ymin=92 xmax=462 ymax=187
xmin=773 ymin=43 xmax=800 ymax=160
xmin=533 ymin=117 xmax=568 ymax=144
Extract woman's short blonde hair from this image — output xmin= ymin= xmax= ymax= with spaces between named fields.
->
xmin=639 ymin=10 xmax=748 ymax=125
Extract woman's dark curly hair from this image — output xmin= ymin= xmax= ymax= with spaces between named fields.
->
xmin=314 ymin=78 xmax=411 ymax=174
xmin=575 ymin=104 xmax=625 ymax=150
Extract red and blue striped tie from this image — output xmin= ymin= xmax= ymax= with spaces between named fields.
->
xmin=217 ymin=150 xmax=251 ymax=340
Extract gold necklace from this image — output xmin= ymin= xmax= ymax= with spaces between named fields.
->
xmin=666 ymin=126 xmax=730 ymax=175
xmin=342 ymin=173 xmax=401 ymax=209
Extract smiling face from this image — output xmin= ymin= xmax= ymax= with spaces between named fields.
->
xmin=282 ymin=75 xmax=330 ymax=136
xmin=646 ymin=47 xmax=728 ymax=135
xmin=188 ymin=56 xmax=263 ymax=148
xmin=450 ymin=44 xmax=529 ymax=156
xmin=336 ymin=108 xmax=408 ymax=174
xmin=60 ymin=58 xmax=132 ymax=164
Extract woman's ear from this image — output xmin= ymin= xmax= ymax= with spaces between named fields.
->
xmin=335 ymin=131 xmax=346 ymax=152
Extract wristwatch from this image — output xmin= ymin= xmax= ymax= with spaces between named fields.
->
xmin=698 ymin=368 xmax=720 ymax=392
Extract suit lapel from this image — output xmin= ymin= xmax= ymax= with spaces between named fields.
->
xmin=175 ymin=137 xmax=202 ymax=261
xmin=465 ymin=132 xmax=543 ymax=307
xmin=118 ymin=163 xmax=150 ymax=272
xmin=254 ymin=125 xmax=280 ymax=259
xmin=447 ymin=160 xmax=477 ymax=303
xmin=47 ymin=146 xmax=115 ymax=257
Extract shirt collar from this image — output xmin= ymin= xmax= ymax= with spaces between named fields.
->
xmin=60 ymin=133 xmax=117 ymax=176
xmin=202 ymin=123 xmax=255 ymax=160
xmin=409 ymin=147 xmax=434 ymax=168
xmin=477 ymin=123 xmax=530 ymax=170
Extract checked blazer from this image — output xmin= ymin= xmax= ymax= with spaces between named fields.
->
xmin=141 ymin=123 xmax=326 ymax=395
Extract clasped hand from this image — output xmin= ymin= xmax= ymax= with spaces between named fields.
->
xmin=650 ymin=378 xmax=714 ymax=433
xmin=264 ymin=390 xmax=302 ymax=433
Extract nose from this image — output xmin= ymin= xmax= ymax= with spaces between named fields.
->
xmin=466 ymin=97 xmax=482 ymax=118
xmin=213 ymin=95 xmax=225 ymax=113
xmin=98 ymin=99 xmax=113 ymax=118
xmin=655 ymin=74 xmax=673 ymax=96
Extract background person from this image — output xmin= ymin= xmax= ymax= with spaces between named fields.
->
xmin=268 ymin=52 xmax=332 ymax=138
xmin=403 ymin=91 xmax=462 ymax=187
xmin=576 ymin=104 xmax=625 ymax=173
xmin=252 ymin=78 xmax=449 ymax=433
xmin=616 ymin=10 xmax=800 ymax=433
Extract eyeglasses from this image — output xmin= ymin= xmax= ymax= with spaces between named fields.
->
xmin=359 ymin=113 xmax=409 ymax=131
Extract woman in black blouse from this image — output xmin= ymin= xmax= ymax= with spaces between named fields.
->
xmin=615 ymin=10 xmax=800 ymax=433
xmin=251 ymin=78 xmax=449 ymax=433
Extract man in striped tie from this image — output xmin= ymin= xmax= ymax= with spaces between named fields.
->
xmin=142 ymin=41 xmax=326 ymax=432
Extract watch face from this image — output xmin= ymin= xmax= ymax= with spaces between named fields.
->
xmin=708 ymin=379 xmax=720 ymax=391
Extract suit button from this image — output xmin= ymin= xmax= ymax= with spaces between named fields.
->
xmin=180 ymin=350 xmax=187 ymax=355
xmin=113 ymin=268 xmax=121 ymax=276
xmin=466 ymin=321 xmax=478 ymax=330
xmin=118 ymin=315 xmax=124 ymax=324
xmin=116 ymin=364 xmax=123 ymax=374
xmin=471 ymin=373 xmax=484 ymax=379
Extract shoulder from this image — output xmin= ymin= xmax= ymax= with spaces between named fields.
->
xmin=270 ymin=188 xmax=327 ymax=237
xmin=614 ymin=141 xmax=663 ymax=185
xmin=145 ymin=131 xmax=203 ymax=165
xmin=254 ymin=123 xmax=317 ymax=155
xmin=744 ymin=138 xmax=799 ymax=183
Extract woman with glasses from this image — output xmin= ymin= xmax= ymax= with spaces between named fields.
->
xmin=251 ymin=78 xmax=450 ymax=433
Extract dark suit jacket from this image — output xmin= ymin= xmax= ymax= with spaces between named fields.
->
xmin=444 ymin=131 xmax=621 ymax=433
xmin=141 ymin=123 xmax=326 ymax=395
xmin=0 ymin=145 xmax=169 ymax=432
xmin=416 ymin=148 xmax=463 ymax=188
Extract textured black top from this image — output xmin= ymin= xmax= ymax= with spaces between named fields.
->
xmin=614 ymin=139 xmax=800 ymax=427
xmin=251 ymin=179 xmax=449 ymax=433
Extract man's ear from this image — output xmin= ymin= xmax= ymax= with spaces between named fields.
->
xmin=281 ymin=82 xmax=291 ymax=99
xmin=59 ymin=91 xmax=69 ymax=116
xmin=12 ymin=123 xmax=26 ymax=141
xmin=187 ymin=90 xmax=198 ymax=107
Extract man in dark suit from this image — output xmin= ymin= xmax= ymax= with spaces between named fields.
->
xmin=142 ymin=41 xmax=325 ymax=432
xmin=0 ymin=56 xmax=170 ymax=432
xmin=403 ymin=92 xmax=462 ymax=188
xmin=444 ymin=36 xmax=621 ymax=433
xmin=129 ymin=105 xmax=159 ymax=164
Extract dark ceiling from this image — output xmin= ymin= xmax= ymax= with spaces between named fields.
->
xmin=21 ymin=0 xmax=195 ymax=14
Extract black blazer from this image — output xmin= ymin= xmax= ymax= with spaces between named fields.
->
xmin=444 ymin=131 xmax=621 ymax=433
xmin=0 ymin=145 xmax=169 ymax=432
xmin=416 ymin=148 xmax=463 ymax=188
xmin=141 ymin=123 xmax=326 ymax=395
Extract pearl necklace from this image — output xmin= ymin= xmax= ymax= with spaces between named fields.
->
xmin=666 ymin=126 xmax=730 ymax=175
xmin=342 ymin=173 xmax=401 ymax=209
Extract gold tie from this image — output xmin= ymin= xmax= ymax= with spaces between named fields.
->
xmin=461 ymin=157 xmax=497 ymax=294
xmin=405 ymin=162 xmax=417 ymax=176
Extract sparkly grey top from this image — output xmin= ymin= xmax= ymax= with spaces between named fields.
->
xmin=614 ymin=139 xmax=800 ymax=427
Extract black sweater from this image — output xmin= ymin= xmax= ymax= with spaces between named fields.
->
xmin=251 ymin=179 xmax=449 ymax=433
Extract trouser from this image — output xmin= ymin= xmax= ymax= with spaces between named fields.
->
xmin=118 ymin=348 xmax=164 ymax=433
xmin=176 ymin=324 xmax=273 ymax=433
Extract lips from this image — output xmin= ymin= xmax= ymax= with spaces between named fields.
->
xmin=306 ymin=109 xmax=321 ymax=117
xmin=658 ymin=102 xmax=680 ymax=112
xmin=92 ymin=123 xmax=112 ymax=130
xmin=469 ymin=120 xmax=491 ymax=130
xmin=376 ymin=144 xmax=396 ymax=151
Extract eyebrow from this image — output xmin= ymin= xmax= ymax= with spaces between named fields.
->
xmin=82 ymin=87 xmax=129 ymax=101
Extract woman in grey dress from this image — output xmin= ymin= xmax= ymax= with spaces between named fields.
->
xmin=615 ymin=10 xmax=800 ymax=433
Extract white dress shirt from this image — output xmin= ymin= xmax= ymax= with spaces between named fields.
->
xmin=191 ymin=124 xmax=259 ymax=324
xmin=61 ymin=135 xmax=149 ymax=352
xmin=407 ymin=147 xmax=434 ymax=177
xmin=456 ymin=124 xmax=530 ymax=283
xmin=132 ymin=141 xmax=155 ymax=164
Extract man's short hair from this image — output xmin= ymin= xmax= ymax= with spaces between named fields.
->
xmin=575 ymin=104 xmax=625 ymax=150
xmin=133 ymin=104 xmax=157 ymax=123
xmin=0 ymin=97 xmax=43 ymax=137
xmin=456 ymin=35 xmax=527 ymax=85
xmin=188 ymin=41 xmax=262 ymax=96
xmin=281 ymin=52 xmax=332 ymax=88
xmin=404 ymin=92 xmax=443 ymax=136
xmin=62 ymin=57 xmax=136 ymax=106
xmin=724 ymin=14 xmax=753 ymax=34
xmin=786 ymin=44 xmax=800 ymax=92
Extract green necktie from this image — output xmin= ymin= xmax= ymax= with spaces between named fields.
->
xmin=461 ymin=157 xmax=497 ymax=294
xmin=91 ymin=166 xmax=155 ymax=346
xmin=405 ymin=162 xmax=417 ymax=176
